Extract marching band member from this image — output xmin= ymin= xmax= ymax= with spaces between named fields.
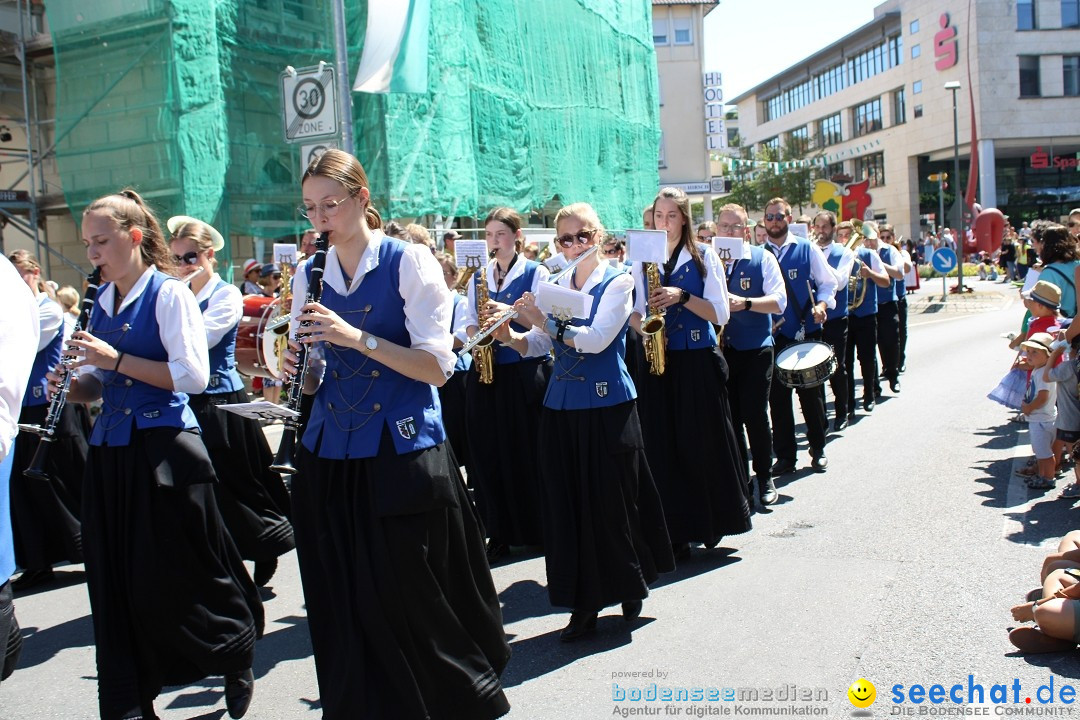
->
xmin=813 ymin=211 xmax=854 ymax=431
xmin=56 ymin=189 xmax=261 ymax=720
xmin=863 ymin=222 xmax=905 ymax=398
xmin=836 ymin=221 xmax=891 ymax=417
xmin=8 ymin=250 xmax=87 ymax=591
xmin=763 ymin=197 xmax=838 ymax=475
xmin=168 ymin=217 xmax=295 ymax=588
xmin=632 ymin=187 xmax=751 ymax=560
xmin=718 ymin=203 xmax=786 ymax=507
xmin=880 ymin=225 xmax=912 ymax=374
xmin=463 ymin=207 xmax=550 ymax=561
xmin=435 ymin=251 xmax=474 ymax=475
xmin=495 ymin=202 xmax=674 ymax=641
xmin=285 ymin=150 xmax=510 ymax=719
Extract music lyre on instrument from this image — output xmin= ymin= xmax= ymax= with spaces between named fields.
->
xmin=21 ymin=267 xmax=102 ymax=481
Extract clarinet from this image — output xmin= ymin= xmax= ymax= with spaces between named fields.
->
xmin=23 ymin=267 xmax=102 ymax=482
xmin=269 ymin=231 xmax=328 ymax=474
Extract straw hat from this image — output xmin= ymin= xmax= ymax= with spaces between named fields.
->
xmin=167 ymin=215 xmax=225 ymax=251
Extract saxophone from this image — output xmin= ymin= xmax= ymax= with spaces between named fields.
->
xmin=641 ymin=262 xmax=667 ymax=376
xmin=473 ymin=265 xmax=495 ymax=384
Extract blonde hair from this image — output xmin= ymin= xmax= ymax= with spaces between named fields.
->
xmin=302 ymin=149 xmax=382 ymax=230
xmin=403 ymin=223 xmax=433 ymax=247
xmin=554 ymin=202 xmax=604 ymax=234
xmin=84 ymin=189 xmax=175 ymax=275
xmin=170 ymin=219 xmax=219 ymax=267
xmin=56 ymin=285 xmax=80 ymax=313
xmin=8 ymin=249 xmax=54 ymax=297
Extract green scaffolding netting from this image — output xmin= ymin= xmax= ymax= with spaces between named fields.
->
xmin=45 ymin=0 xmax=660 ymax=268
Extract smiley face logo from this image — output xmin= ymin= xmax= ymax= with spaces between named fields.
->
xmin=848 ymin=678 xmax=876 ymax=708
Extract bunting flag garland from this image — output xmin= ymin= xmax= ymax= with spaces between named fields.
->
xmin=725 ymin=138 xmax=883 ymax=175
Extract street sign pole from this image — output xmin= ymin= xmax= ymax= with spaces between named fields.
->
xmin=331 ymin=0 xmax=354 ymax=155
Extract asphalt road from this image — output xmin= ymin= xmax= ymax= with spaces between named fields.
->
xmin=4 ymin=278 xmax=1077 ymax=720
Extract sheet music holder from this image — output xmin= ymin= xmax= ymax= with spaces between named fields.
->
xmin=454 ymin=240 xmax=489 ymax=271
xmin=536 ymin=282 xmax=594 ymax=321
xmin=624 ymin=229 xmax=668 ymax=264
xmin=217 ymin=401 xmax=300 ymax=421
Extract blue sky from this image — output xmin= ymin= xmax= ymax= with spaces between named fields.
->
xmin=702 ymin=0 xmax=887 ymax=100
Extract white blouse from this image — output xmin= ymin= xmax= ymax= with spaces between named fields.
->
xmin=463 ymin=254 xmax=550 ymax=330
xmin=631 ymin=244 xmax=731 ymax=325
xmin=0 ymin=257 xmax=40 ymax=459
xmin=193 ymin=272 xmax=243 ymax=348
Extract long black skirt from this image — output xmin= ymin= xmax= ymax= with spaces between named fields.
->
xmin=539 ymin=401 xmax=674 ymax=611
xmin=292 ymin=434 xmax=511 ymax=720
xmin=188 ymin=389 xmax=294 ymax=561
xmin=83 ymin=428 xmax=264 ymax=720
xmin=10 ymin=403 xmax=86 ymax=570
xmin=438 ymin=369 xmax=472 ymax=472
xmin=464 ymin=358 xmax=549 ymax=546
xmin=637 ymin=348 xmax=751 ymax=545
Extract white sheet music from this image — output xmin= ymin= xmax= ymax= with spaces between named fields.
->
xmin=536 ymin=282 xmax=594 ymax=321
xmin=217 ymin=401 xmax=299 ymax=421
xmin=624 ymin=229 xmax=668 ymax=264
xmin=454 ymin=240 xmax=489 ymax=271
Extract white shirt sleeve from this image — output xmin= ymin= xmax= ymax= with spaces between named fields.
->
xmin=631 ymin=263 xmax=647 ymax=318
xmin=808 ymin=242 xmax=838 ymax=309
xmin=36 ymin=296 xmax=64 ymax=352
xmin=0 ymin=261 xmax=40 ymax=460
xmin=451 ymin=295 xmax=470 ymax=344
xmin=156 ymin=279 xmax=210 ymax=394
xmin=203 ymin=283 xmax=243 ymax=349
xmin=399 ymin=244 xmax=456 ymax=378
xmin=522 ymin=326 xmax=554 ymax=358
xmin=701 ymin=248 xmax=731 ymax=325
xmin=866 ymin=250 xmax=885 ymax=274
xmin=569 ymin=273 xmax=635 ymax=354
xmin=760 ymin=250 xmax=788 ymax=314
xmin=833 ymin=248 xmax=856 ymax=286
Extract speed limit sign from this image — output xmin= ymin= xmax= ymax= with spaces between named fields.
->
xmin=280 ymin=63 xmax=338 ymax=142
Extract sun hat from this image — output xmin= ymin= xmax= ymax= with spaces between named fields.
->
xmin=1023 ymin=280 xmax=1062 ymax=311
xmin=167 ymin=215 xmax=225 ymax=251
xmin=242 ymin=258 xmax=260 ymax=275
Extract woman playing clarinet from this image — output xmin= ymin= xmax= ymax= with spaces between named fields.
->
xmin=168 ymin=217 xmax=294 ymax=587
xmin=54 ymin=190 xmax=262 ymax=720
xmin=284 ymin=150 xmax=510 ymax=719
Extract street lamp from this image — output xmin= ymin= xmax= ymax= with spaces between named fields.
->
xmin=944 ymin=80 xmax=963 ymax=293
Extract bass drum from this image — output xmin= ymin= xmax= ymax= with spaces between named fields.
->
xmin=236 ymin=294 xmax=286 ymax=379
xmin=775 ymin=340 xmax=837 ymax=389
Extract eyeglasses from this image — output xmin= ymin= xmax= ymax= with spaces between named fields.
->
xmin=1069 ymin=221 xmax=1080 ymax=227
xmin=298 ymin=192 xmax=357 ymax=219
xmin=763 ymin=213 xmax=788 ymax=222
xmin=555 ymin=229 xmax=596 ymax=248
xmin=601 ymin=245 xmax=621 ymax=256
xmin=173 ymin=251 xmax=199 ymax=265
xmin=697 ymin=234 xmax=714 ymax=241
xmin=716 ymin=223 xmax=745 ymax=233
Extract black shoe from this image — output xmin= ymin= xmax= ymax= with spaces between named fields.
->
xmin=253 ymin=559 xmax=278 ymax=587
xmin=224 ymin=668 xmax=254 ymax=719
xmin=758 ymin=475 xmax=778 ymax=505
xmin=559 ymin=611 xmax=598 ymax=642
xmin=771 ymin=458 xmax=797 ymax=476
xmin=811 ymin=454 xmax=829 ymax=472
xmin=890 ymin=379 xmax=901 ymax=393
xmin=486 ymin=540 xmax=509 ymax=564
xmin=622 ymin=600 xmax=643 ymax=622
xmin=12 ymin=568 xmax=54 ymax=592
xmin=863 ymin=398 xmax=875 ymax=412
xmin=833 ymin=417 xmax=849 ymax=432
xmin=898 ymin=364 xmax=907 ymax=374
xmin=672 ymin=542 xmax=691 ymax=562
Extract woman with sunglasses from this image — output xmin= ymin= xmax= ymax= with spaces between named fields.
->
xmin=49 ymin=190 xmax=262 ymax=720
xmin=282 ymin=150 xmax=510 ymax=720
xmin=631 ymin=187 xmax=751 ymax=562
xmin=168 ymin=218 xmax=295 ymax=588
xmin=463 ymin=206 xmax=550 ymax=562
xmin=493 ymin=202 xmax=673 ymax=642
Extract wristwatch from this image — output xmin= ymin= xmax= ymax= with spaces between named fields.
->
xmin=362 ymin=334 xmax=379 ymax=355
xmin=678 ymin=290 xmax=691 ymax=305
xmin=745 ymin=297 xmax=754 ymax=311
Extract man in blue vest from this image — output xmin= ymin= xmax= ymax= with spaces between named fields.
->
xmin=862 ymin=222 xmax=906 ymax=398
xmin=763 ymin=197 xmax=838 ymax=475
xmin=813 ymin=211 xmax=853 ymax=431
xmin=718 ymin=203 xmax=787 ymax=506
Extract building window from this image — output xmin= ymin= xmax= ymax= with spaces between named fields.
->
xmin=761 ymin=136 xmax=780 ymax=157
xmin=853 ymin=97 xmax=883 ymax=137
xmin=1064 ymin=0 xmax=1080 ymax=28
xmin=673 ymin=16 xmax=692 ymax=45
xmin=1018 ymin=0 xmax=1036 ymax=29
xmin=822 ymin=162 xmax=845 ymax=179
xmin=854 ymin=152 xmax=885 ymax=188
xmin=911 ymin=44 xmax=921 ymax=59
xmin=790 ymin=125 xmax=810 ymax=153
xmin=653 ymin=17 xmax=669 ymax=45
xmin=1019 ymin=55 xmax=1041 ymax=97
xmin=910 ymin=19 xmax=920 ymax=33
xmin=1065 ymin=56 xmax=1080 ymax=96
xmin=893 ymin=88 xmax=906 ymax=125
xmin=913 ymin=104 xmax=924 ymax=118
xmin=818 ymin=113 xmax=842 ymax=147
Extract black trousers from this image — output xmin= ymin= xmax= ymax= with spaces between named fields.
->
xmin=897 ymin=296 xmax=908 ymax=370
xmin=769 ymin=332 xmax=828 ymax=462
xmin=820 ymin=316 xmax=849 ymax=421
xmin=876 ymin=300 xmax=900 ymax=389
xmin=846 ymin=313 xmax=878 ymax=412
xmin=723 ymin=345 xmax=774 ymax=482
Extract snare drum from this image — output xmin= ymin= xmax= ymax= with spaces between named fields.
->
xmin=236 ymin=294 xmax=287 ymax=379
xmin=774 ymin=341 xmax=836 ymax=389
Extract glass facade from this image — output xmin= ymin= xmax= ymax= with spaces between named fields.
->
xmin=818 ymin=113 xmax=842 ymax=147
xmin=853 ymin=98 xmax=883 ymax=137
xmin=854 ymin=152 xmax=885 ymax=188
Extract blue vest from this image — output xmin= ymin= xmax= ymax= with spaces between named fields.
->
xmin=476 ymin=258 xmax=541 ymax=365
xmin=775 ymin=239 xmax=821 ymax=339
xmin=876 ymin=245 xmax=898 ymax=304
xmin=199 ymin=279 xmax=244 ymax=394
xmin=25 ymin=295 xmax=63 ymax=407
xmin=823 ymin=242 xmax=850 ymax=322
xmin=724 ymin=245 xmax=774 ymax=351
xmin=303 ymin=238 xmax=446 ymax=459
xmin=659 ymin=257 xmax=716 ymax=350
xmin=89 ymin=272 xmax=200 ymax=447
xmin=852 ymin=247 xmax=880 ymax=318
xmin=450 ymin=292 xmax=472 ymax=373
xmin=544 ymin=266 xmax=636 ymax=410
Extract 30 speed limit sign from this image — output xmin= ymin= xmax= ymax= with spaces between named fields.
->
xmin=280 ymin=64 xmax=338 ymax=142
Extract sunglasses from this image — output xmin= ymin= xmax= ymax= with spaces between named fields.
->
xmin=555 ymin=229 xmax=596 ymax=248
xmin=763 ymin=213 xmax=787 ymax=222
xmin=173 ymin=251 xmax=199 ymax=265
